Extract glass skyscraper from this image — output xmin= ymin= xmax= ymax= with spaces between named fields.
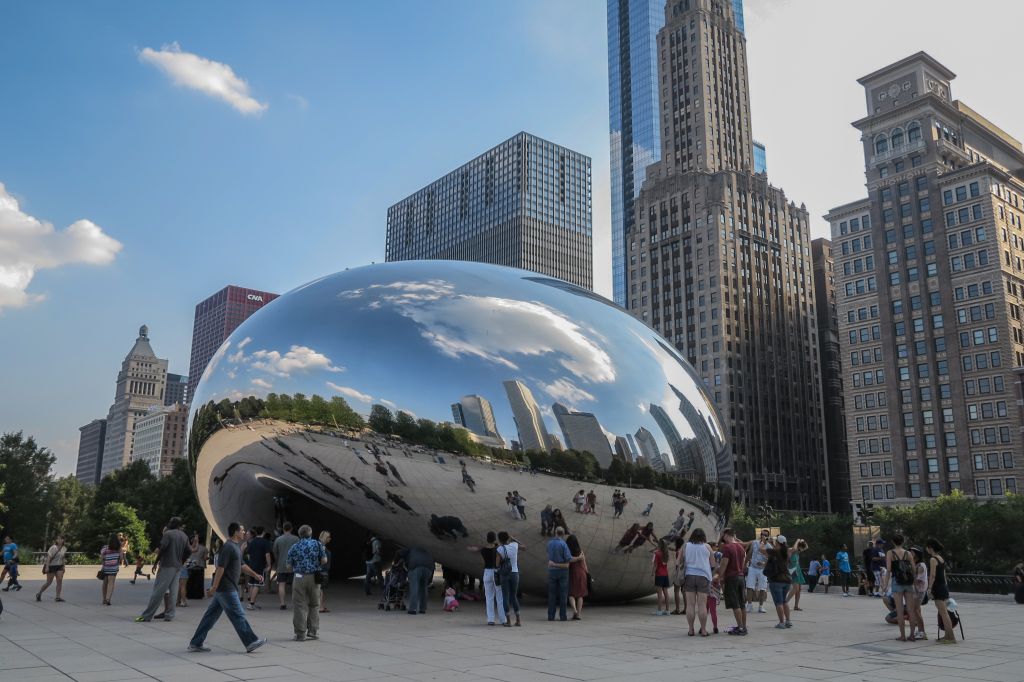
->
xmin=385 ymin=132 xmax=593 ymax=289
xmin=609 ymin=0 xmax=744 ymax=306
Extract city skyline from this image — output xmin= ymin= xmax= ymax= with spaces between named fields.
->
xmin=2 ymin=1 xmax=1022 ymax=475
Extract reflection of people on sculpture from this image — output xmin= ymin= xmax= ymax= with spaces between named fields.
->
xmin=505 ymin=492 xmax=520 ymax=520
xmin=387 ymin=462 xmax=407 ymax=485
xmin=429 ymin=514 xmax=469 ymax=540
xmin=641 ymin=502 xmax=654 ymax=517
xmin=386 ymin=490 xmax=417 ymax=515
xmin=350 ymin=477 xmax=397 ymax=513
xmin=374 ymin=462 xmax=389 ymax=477
xmin=573 ymin=490 xmax=585 ymax=513
xmin=512 ymin=491 xmax=526 ymax=520
xmin=666 ymin=509 xmax=695 ymax=541
xmin=551 ymin=509 xmax=570 ymax=535
xmin=624 ymin=523 xmax=657 ymax=554
xmin=614 ymin=523 xmax=640 ymax=553
xmin=460 ymin=461 xmax=476 ymax=492
xmin=540 ymin=505 xmax=554 ymax=536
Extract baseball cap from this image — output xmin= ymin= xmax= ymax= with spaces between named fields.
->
xmin=776 ymin=535 xmax=787 ymax=544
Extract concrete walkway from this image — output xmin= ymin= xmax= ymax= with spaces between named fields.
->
xmin=0 ymin=567 xmax=1020 ymax=682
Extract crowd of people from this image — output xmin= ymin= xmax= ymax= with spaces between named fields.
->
xmin=0 ymin=508 xmax=996 ymax=653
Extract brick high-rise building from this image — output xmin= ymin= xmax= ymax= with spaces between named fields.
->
xmin=101 ymin=325 xmax=168 ymax=478
xmin=384 ymin=132 xmax=593 ymax=290
xmin=827 ymin=52 xmax=1024 ymax=506
xmin=625 ymin=0 xmax=827 ymax=510
xmin=187 ymin=286 xmax=279 ymax=404
xmin=812 ymin=239 xmax=851 ymax=511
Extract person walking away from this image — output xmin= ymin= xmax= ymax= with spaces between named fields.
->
xmin=566 ymin=534 xmax=589 ymax=620
xmin=100 ymin=534 xmax=122 ymax=605
xmin=187 ymin=522 xmax=267 ymax=653
xmin=807 ymin=556 xmax=821 ymax=593
xmin=468 ymin=532 xmax=506 ymax=626
xmin=745 ymin=529 xmax=771 ymax=613
xmin=546 ymin=527 xmax=572 ymax=621
xmin=497 ymin=532 xmax=522 ymax=626
xmin=911 ymin=546 xmax=928 ymax=640
xmin=540 ymin=505 xmax=554 ymax=536
xmin=765 ymin=535 xmax=792 ymax=628
xmin=717 ymin=528 xmax=747 ymax=636
xmin=870 ymin=540 xmax=887 ymax=596
xmin=318 ymin=531 xmax=332 ymax=613
xmin=683 ymin=528 xmax=713 ymax=636
xmin=130 ymin=552 xmax=151 ymax=584
xmin=925 ymin=539 xmax=956 ymax=643
xmin=286 ymin=524 xmax=327 ymax=641
xmin=245 ymin=529 xmax=272 ymax=610
xmin=136 ymin=517 xmax=189 ymax=622
xmin=273 ymin=522 xmax=300 ymax=609
xmin=669 ymin=537 xmax=685 ymax=614
xmin=652 ymin=538 xmax=670 ymax=616
xmin=883 ymin=534 xmax=920 ymax=642
xmin=36 ymin=536 xmax=67 ymax=602
xmin=861 ymin=543 xmax=876 ymax=595
xmin=362 ymin=534 xmax=382 ymax=597
xmin=788 ymin=539 xmax=808 ymax=610
xmin=835 ymin=545 xmax=853 ymax=597
xmin=402 ymin=546 xmax=435 ymax=616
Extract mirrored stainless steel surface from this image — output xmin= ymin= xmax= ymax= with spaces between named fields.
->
xmin=189 ymin=261 xmax=730 ymax=600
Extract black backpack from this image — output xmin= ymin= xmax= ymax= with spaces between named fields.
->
xmin=892 ymin=550 xmax=915 ymax=586
xmin=763 ymin=555 xmax=779 ymax=580
xmin=497 ymin=546 xmax=513 ymax=580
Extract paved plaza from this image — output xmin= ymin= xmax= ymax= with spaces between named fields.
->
xmin=0 ymin=568 xmax=1020 ymax=682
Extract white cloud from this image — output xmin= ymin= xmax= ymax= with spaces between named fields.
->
xmin=287 ymin=93 xmax=309 ymax=110
xmin=0 ymin=183 xmax=122 ymax=312
xmin=139 ymin=42 xmax=267 ymax=116
xmin=326 ymin=381 xmax=372 ymax=404
xmin=251 ymin=345 xmax=343 ymax=377
xmin=538 ymin=378 xmax=596 ymax=408
xmin=251 ymin=378 xmax=272 ymax=389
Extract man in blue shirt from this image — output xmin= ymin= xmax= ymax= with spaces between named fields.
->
xmin=546 ymin=527 xmax=572 ymax=621
xmin=286 ymin=525 xmax=327 ymax=641
xmin=1 ymin=536 xmax=20 ymax=591
xmin=836 ymin=545 xmax=853 ymax=597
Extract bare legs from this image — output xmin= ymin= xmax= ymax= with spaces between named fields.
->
xmin=672 ymin=585 xmax=683 ymax=614
xmin=38 ymin=571 xmax=62 ymax=600
xmin=788 ymin=583 xmax=802 ymax=610
xmin=655 ymin=586 xmax=668 ymax=614
xmin=684 ymin=590 xmax=708 ymax=635
xmin=102 ymin=575 xmax=116 ymax=604
xmin=570 ymin=595 xmax=584 ymax=619
xmin=893 ymin=590 xmax=908 ymax=640
xmin=774 ymin=598 xmax=790 ymax=625
xmin=934 ymin=599 xmax=956 ymax=642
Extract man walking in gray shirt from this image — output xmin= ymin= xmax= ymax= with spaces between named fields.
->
xmin=272 ymin=522 xmax=299 ymax=610
xmin=136 ymin=517 xmax=189 ymax=622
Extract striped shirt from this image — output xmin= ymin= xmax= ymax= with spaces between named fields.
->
xmin=100 ymin=547 xmax=122 ymax=574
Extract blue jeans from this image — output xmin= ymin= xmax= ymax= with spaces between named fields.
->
xmin=189 ymin=589 xmax=258 ymax=649
xmin=501 ymin=571 xmax=520 ymax=615
xmin=547 ymin=569 xmax=569 ymax=620
xmin=364 ymin=560 xmax=381 ymax=595
xmin=407 ymin=566 xmax=430 ymax=613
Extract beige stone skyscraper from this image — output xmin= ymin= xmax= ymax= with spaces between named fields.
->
xmin=626 ymin=0 xmax=827 ymax=510
xmin=827 ymin=52 xmax=1024 ymax=505
xmin=101 ymin=325 xmax=168 ymax=478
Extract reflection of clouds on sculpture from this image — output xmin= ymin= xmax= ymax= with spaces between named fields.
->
xmin=341 ymin=279 xmax=615 ymax=384
xmin=326 ymin=381 xmax=373 ymax=404
xmin=250 ymin=345 xmax=344 ymax=377
xmin=537 ymin=377 xmax=596 ymax=409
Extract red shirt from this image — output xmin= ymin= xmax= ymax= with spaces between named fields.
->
xmin=654 ymin=549 xmax=669 ymax=577
xmin=720 ymin=541 xmax=746 ymax=578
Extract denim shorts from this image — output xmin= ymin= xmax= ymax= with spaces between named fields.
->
xmin=892 ymin=583 xmax=914 ymax=593
xmin=768 ymin=581 xmax=789 ymax=605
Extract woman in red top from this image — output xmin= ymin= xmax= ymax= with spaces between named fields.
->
xmin=652 ymin=538 xmax=671 ymax=615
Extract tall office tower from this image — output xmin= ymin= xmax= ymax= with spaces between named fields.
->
xmin=552 ymin=403 xmax=614 ymax=467
xmin=385 ymin=132 xmax=593 ymax=289
xmin=187 ymin=286 xmax=279 ymax=404
xmin=75 ymin=418 xmax=106 ymax=485
xmin=503 ymin=380 xmax=551 ymax=453
xmin=608 ymin=0 xmax=666 ymax=305
xmin=165 ymin=373 xmax=188 ymax=406
xmin=101 ymin=325 xmax=169 ymax=478
xmin=812 ymin=239 xmax=851 ymax=511
xmin=827 ymin=52 xmax=1024 ymax=506
xmin=450 ymin=395 xmax=503 ymax=447
xmin=625 ymin=0 xmax=827 ymax=510
xmin=132 ymin=403 xmax=189 ymax=477
xmin=633 ymin=426 xmax=661 ymax=469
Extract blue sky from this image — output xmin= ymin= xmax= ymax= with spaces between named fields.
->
xmin=2 ymin=0 xmax=1021 ymax=474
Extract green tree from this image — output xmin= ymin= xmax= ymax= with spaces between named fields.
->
xmin=0 ymin=432 xmax=57 ymax=547
xmin=92 ymin=460 xmax=156 ymax=516
xmin=144 ymin=459 xmax=206 ymax=545
xmin=368 ymin=404 xmax=395 ymax=434
xmin=85 ymin=502 xmax=150 ymax=557
xmin=394 ymin=411 xmax=417 ymax=440
xmin=45 ymin=475 xmax=94 ymax=549
xmin=328 ymin=396 xmax=364 ymax=429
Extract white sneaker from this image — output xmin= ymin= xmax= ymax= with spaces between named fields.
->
xmin=745 ymin=604 xmax=752 ymax=613
xmin=757 ymin=606 xmax=767 ymax=614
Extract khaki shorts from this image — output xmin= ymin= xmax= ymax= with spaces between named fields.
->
xmin=683 ymin=574 xmax=710 ymax=594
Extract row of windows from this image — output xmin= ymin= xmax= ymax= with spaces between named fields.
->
xmin=950 ymin=249 xmax=989 ymax=272
xmin=859 ymin=460 xmax=894 ymax=478
xmin=961 ymin=351 xmax=1002 ymax=371
xmin=846 ymin=305 xmax=880 ymax=323
xmin=879 ymin=175 xmax=929 ymax=203
xmin=893 ymin=315 xmax=943 ymax=336
xmin=889 ymin=263 xmax=939 ymax=284
xmin=945 ymin=204 xmax=985 ymax=227
xmin=882 ymin=197 xmax=930 ymax=224
xmin=964 ymin=375 xmax=1006 ymax=395
xmin=942 ymin=182 xmax=981 ymax=206
xmin=844 ymin=276 xmax=877 ymax=297
xmin=851 ymin=370 xmax=885 ymax=387
xmin=900 ymin=384 xmax=952 ymax=403
xmin=867 ymin=477 xmax=1017 ymax=500
xmin=840 ymin=235 xmax=873 ymax=255
xmin=849 ymin=324 xmax=880 ymax=344
xmin=958 ymin=327 xmax=999 ymax=347
xmin=902 ymin=408 xmax=954 ymax=427
xmin=976 ymin=478 xmax=1017 ymax=496
xmin=850 ymin=347 xmax=883 ymax=366
xmin=974 ymin=451 xmax=1015 ymax=470
xmin=905 ymin=433 xmax=958 ymax=450
xmin=897 ymin=361 xmax=949 ymax=381
xmin=842 ymin=255 xmax=874 ymax=275
xmin=948 ymin=226 xmax=987 ymax=249
xmin=954 ymin=281 xmax=994 ymax=300
xmin=969 ymin=427 xmax=1013 ymax=445
xmin=892 ymin=292 xmax=941 ymax=315
xmin=853 ymin=391 xmax=888 ymax=410
xmin=873 ymin=122 xmax=923 ymax=154
xmin=855 ymin=414 xmax=889 ymax=432
xmin=884 ymin=219 xmax=933 ymax=243
xmin=856 ymin=437 xmax=892 ymax=454
xmin=837 ymin=213 xmax=871 ymax=235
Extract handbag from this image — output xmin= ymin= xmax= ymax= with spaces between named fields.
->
xmin=586 ymin=572 xmax=595 ymax=594
xmin=96 ymin=569 xmax=105 ymax=580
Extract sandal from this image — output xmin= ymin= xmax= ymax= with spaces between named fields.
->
xmin=55 ymin=597 xmax=65 ymax=602
xmin=670 ymin=609 xmax=681 ymax=615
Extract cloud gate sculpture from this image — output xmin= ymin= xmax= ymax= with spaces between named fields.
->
xmin=188 ymin=261 xmax=731 ymax=600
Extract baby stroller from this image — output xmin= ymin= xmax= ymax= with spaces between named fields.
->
xmin=937 ymin=598 xmax=965 ymax=640
xmin=378 ymin=558 xmax=409 ymax=611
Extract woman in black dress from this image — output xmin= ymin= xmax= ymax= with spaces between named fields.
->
xmin=925 ymin=538 xmax=956 ymax=644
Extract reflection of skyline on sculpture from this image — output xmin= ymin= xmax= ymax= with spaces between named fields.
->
xmin=190 ymin=261 xmax=728 ymax=486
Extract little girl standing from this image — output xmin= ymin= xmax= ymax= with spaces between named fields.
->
xmin=911 ymin=546 xmax=929 ymax=640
